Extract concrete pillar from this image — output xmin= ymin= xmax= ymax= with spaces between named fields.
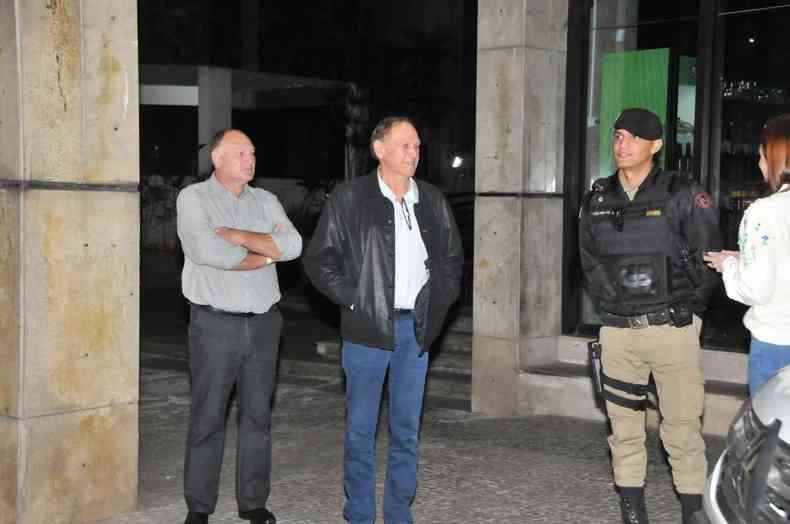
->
xmin=0 ymin=1 xmax=139 ymax=522
xmin=473 ymin=0 xmax=568 ymax=415
xmin=198 ymin=67 xmax=232 ymax=175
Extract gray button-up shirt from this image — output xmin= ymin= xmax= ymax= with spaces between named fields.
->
xmin=176 ymin=175 xmax=302 ymax=313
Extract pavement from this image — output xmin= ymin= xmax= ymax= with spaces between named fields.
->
xmin=105 ymin=283 xmax=727 ymax=523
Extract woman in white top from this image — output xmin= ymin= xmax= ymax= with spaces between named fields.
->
xmin=704 ymin=113 xmax=790 ymax=393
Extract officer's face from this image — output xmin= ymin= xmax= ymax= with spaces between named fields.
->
xmin=612 ymin=129 xmax=662 ymax=171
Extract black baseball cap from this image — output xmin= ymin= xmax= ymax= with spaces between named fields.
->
xmin=613 ymin=108 xmax=663 ymax=140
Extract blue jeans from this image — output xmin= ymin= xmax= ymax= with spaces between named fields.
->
xmin=341 ymin=313 xmax=429 ymax=524
xmin=749 ymin=337 xmax=790 ymax=394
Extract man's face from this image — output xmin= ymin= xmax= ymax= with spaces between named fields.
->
xmin=213 ymin=131 xmax=256 ymax=185
xmin=612 ymin=128 xmax=662 ymax=171
xmin=375 ymin=122 xmax=421 ymax=178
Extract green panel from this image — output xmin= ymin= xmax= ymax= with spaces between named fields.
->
xmin=598 ymin=48 xmax=670 ymax=180
xmin=679 ymin=55 xmax=696 ymax=87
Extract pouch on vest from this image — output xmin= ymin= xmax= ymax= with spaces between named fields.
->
xmin=601 ymin=253 xmax=670 ymax=303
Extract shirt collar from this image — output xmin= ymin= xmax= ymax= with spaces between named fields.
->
xmin=376 ymin=171 xmax=419 ymax=204
xmin=208 ymin=173 xmax=251 ymax=199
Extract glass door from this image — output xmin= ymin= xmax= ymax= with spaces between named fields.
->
xmin=580 ymin=0 xmax=700 ymax=327
xmin=701 ymin=1 xmax=790 ymax=349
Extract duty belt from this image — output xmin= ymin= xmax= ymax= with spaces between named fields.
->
xmin=600 ymin=309 xmax=673 ymax=329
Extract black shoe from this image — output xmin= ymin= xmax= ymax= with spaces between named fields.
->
xmin=680 ymin=493 xmax=703 ymax=524
xmin=184 ymin=512 xmax=209 ymax=524
xmin=239 ymin=507 xmax=276 ymax=524
xmin=618 ymin=486 xmax=649 ymax=524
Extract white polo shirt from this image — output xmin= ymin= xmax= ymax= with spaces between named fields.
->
xmin=377 ymin=174 xmax=429 ymax=309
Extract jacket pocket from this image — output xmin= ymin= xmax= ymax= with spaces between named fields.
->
xmin=413 ymin=282 xmax=434 ymax=347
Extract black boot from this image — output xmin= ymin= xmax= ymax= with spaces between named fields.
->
xmin=680 ymin=493 xmax=703 ymax=524
xmin=239 ymin=507 xmax=276 ymax=524
xmin=184 ymin=512 xmax=208 ymax=524
xmin=618 ymin=486 xmax=649 ymax=524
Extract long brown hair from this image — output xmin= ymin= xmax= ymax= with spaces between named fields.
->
xmin=761 ymin=114 xmax=790 ymax=193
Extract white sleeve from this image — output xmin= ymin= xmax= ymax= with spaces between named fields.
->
xmin=722 ymin=200 xmax=779 ymax=306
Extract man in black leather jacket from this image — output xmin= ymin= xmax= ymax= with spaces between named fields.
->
xmin=303 ymin=116 xmax=463 ymax=524
xmin=579 ymin=108 xmax=721 ymax=524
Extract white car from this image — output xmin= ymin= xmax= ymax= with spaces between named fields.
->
xmin=698 ymin=365 xmax=790 ymax=524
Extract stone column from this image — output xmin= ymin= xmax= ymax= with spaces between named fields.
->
xmin=0 ymin=1 xmax=139 ymax=522
xmin=198 ymin=67 xmax=232 ymax=175
xmin=473 ymin=0 xmax=568 ymax=415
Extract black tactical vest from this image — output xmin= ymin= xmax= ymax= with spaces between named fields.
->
xmin=583 ymin=169 xmax=698 ymax=316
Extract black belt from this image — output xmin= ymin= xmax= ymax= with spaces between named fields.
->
xmin=190 ymin=302 xmax=277 ymax=317
xmin=394 ymin=308 xmax=413 ymax=317
xmin=600 ymin=309 xmax=672 ymax=329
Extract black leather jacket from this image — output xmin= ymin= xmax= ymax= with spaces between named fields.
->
xmin=579 ymin=167 xmax=722 ymax=316
xmin=303 ymin=172 xmax=464 ymax=351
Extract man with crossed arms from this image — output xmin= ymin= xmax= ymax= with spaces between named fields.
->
xmin=177 ymin=128 xmax=302 ymax=524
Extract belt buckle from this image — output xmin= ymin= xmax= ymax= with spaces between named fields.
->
xmin=628 ymin=314 xmax=649 ymax=329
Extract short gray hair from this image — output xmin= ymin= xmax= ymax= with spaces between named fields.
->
xmin=369 ymin=116 xmax=416 ymax=159
xmin=209 ymin=128 xmax=232 ymax=156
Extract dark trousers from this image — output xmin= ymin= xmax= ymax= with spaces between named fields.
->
xmin=184 ymin=304 xmax=283 ymax=514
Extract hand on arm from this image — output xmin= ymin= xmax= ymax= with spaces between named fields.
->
xmin=215 ymin=224 xmax=283 ymax=261
xmin=176 ymin=189 xmax=248 ymax=270
xmin=264 ymin=196 xmax=303 ymax=262
xmin=217 ymin=195 xmax=303 ymax=263
xmin=231 ymin=253 xmax=271 ymax=271
xmin=703 ymin=250 xmax=739 ymax=273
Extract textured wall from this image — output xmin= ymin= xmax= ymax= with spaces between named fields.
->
xmin=20 ymin=0 xmax=139 ymax=184
xmin=0 ymin=190 xmax=20 ymax=418
xmin=0 ymin=1 xmax=140 ymax=521
xmin=23 ymin=191 xmax=139 ymax=416
xmin=0 ymin=418 xmax=17 ymax=524
xmin=23 ymin=405 xmax=138 ymax=523
xmin=0 ymin=0 xmax=20 ymax=182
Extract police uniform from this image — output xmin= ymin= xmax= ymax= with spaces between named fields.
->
xmin=580 ymin=164 xmax=722 ymax=504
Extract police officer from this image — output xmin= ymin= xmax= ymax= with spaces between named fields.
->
xmin=579 ymin=108 xmax=722 ymax=524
